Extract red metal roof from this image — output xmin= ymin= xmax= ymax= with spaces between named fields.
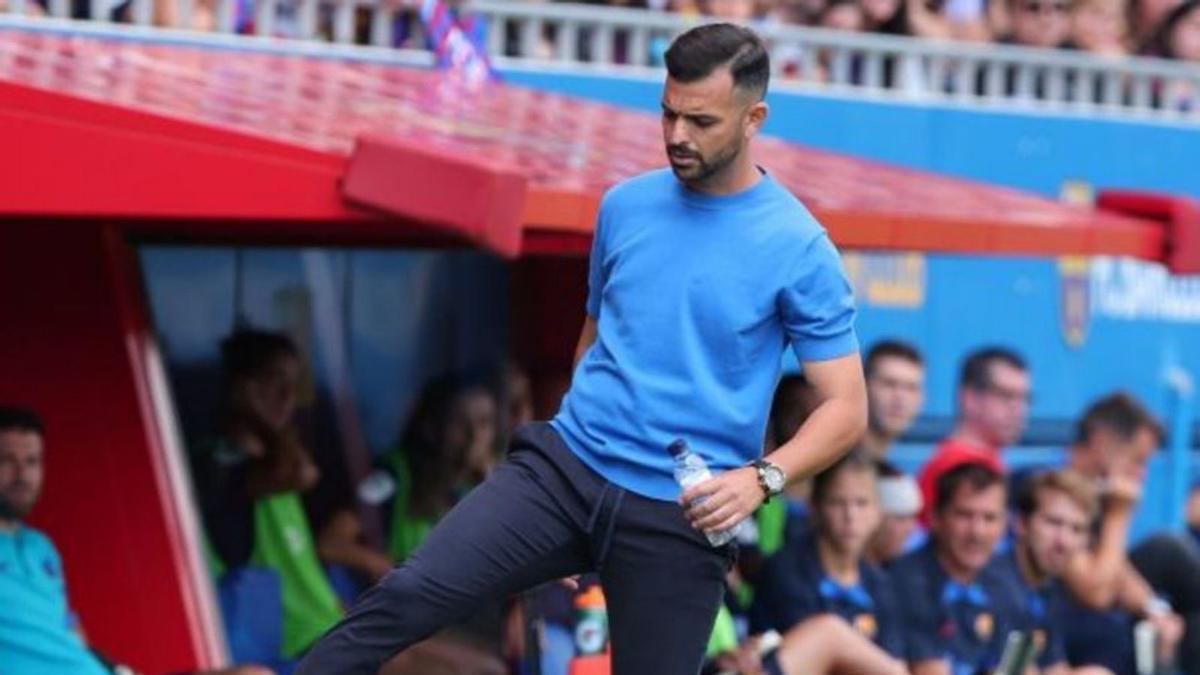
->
xmin=0 ymin=26 xmax=1166 ymax=260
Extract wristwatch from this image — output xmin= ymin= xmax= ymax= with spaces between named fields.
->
xmin=751 ymin=459 xmax=787 ymax=502
xmin=1144 ymin=596 xmax=1172 ymax=619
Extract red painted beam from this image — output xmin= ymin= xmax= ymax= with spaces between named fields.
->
xmin=343 ymin=134 xmax=528 ymax=258
xmin=1098 ymin=191 xmax=1200 ymax=274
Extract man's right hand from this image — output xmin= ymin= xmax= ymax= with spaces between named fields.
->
xmin=1101 ymin=471 xmax=1143 ymax=513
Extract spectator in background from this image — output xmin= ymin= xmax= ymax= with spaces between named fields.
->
xmin=751 ymin=450 xmax=906 ymax=663
xmin=861 ymin=340 xmax=925 ymax=460
xmin=380 ymin=374 xmax=500 ymax=564
xmin=752 ymin=373 xmax=822 ymax=563
xmin=1149 ymin=0 xmax=1200 ymax=110
xmin=1005 ymin=470 xmax=1111 ymax=675
xmin=946 ymin=0 xmax=997 ymax=40
xmin=767 ymin=0 xmax=830 ymax=25
xmin=1068 ymin=0 xmax=1132 ymax=55
xmin=1151 ymin=0 xmax=1200 ymax=58
xmin=868 ymin=460 xmax=924 ymax=565
xmin=0 ymin=407 xmax=113 ymax=675
xmin=918 ymin=346 xmax=1030 ymax=524
xmin=0 ymin=407 xmax=271 ymax=675
xmin=861 ymin=0 xmax=953 ymax=38
xmin=1187 ymin=482 xmax=1200 ymax=548
xmin=1004 ymin=0 xmax=1072 ymax=48
xmin=1130 ymin=0 xmax=1185 ymax=49
xmin=499 ymin=361 xmax=535 ymax=437
xmin=892 ymin=462 xmax=1028 ymax=675
xmin=191 ymin=329 xmax=344 ymax=663
xmin=818 ymin=0 xmax=865 ymax=30
xmin=373 ymin=374 xmax=509 ymax=675
xmin=703 ymin=0 xmax=760 ymax=19
xmin=1058 ymin=393 xmax=1199 ymax=673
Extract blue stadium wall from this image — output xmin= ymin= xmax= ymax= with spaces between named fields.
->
xmin=501 ymin=69 xmax=1200 ymax=200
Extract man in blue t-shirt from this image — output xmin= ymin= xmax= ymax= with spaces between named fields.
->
xmin=891 ymin=462 xmax=1027 ymax=675
xmin=298 ymin=22 xmax=865 ymax=675
xmin=1001 ymin=469 xmax=1105 ymax=674
xmin=0 ymin=407 xmax=111 ymax=675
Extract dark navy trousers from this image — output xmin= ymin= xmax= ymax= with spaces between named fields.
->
xmin=295 ymin=422 xmax=731 ymax=675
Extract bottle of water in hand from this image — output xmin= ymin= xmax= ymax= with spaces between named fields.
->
xmin=669 ymin=439 xmax=740 ymax=547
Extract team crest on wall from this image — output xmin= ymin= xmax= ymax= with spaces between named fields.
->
xmin=853 ymin=613 xmax=878 ymax=638
xmin=1059 ymin=257 xmax=1091 ymax=348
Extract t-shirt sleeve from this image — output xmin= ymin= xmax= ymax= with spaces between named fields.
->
xmin=778 ymin=233 xmax=859 ymax=363
xmin=892 ymin=562 xmax=945 ymax=663
xmin=39 ymin=536 xmax=75 ymax=626
xmin=585 ymin=201 xmax=611 ymax=319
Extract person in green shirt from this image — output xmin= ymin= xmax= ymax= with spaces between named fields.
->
xmin=191 ymin=329 xmax=345 ymax=661
xmin=380 ymin=375 xmax=501 ymax=563
xmin=362 ymin=374 xmax=511 ymax=675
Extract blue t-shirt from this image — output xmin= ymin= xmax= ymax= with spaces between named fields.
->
xmin=993 ymin=550 xmax=1067 ymax=669
xmin=890 ymin=542 xmax=1027 ymax=675
xmin=750 ymin=530 xmax=904 ymax=657
xmin=0 ymin=525 xmax=109 ymax=675
xmin=552 ymin=168 xmax=859 ymax=500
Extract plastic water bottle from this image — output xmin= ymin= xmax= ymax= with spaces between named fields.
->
xmin=669 ymin=439 xmax=741 ymax=547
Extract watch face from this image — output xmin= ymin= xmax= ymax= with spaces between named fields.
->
xmin=764 ymin=465 xmax=786 ymax=493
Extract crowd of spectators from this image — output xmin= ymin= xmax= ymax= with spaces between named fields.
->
xmin=569 ymin=0 xmax=1200 ymax=61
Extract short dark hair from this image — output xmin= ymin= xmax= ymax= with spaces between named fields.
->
xmin=959 ymin=346 xmax=1026 ymax=392
xmin=0 ymin=407 xmax=44 ymax=436
xmin=220 ymin=329 xmax=299 ymax=382
xmin=1015 ymin=469 xmax=1098 ymax=522
xmin=812 ymin=447 xmax=877 ymax=506
xmin=664 ymin=23 xmax=770 ymax=101
xmin=1075 ymin=392 xmax=1164 ymax=446
xmin=769 ymin=373 xmax=816 ymax=447
xmin=934 ymin=461 xmax=1005 ymax=514
xmin=865 ymin=340 xmax=923 ymax=379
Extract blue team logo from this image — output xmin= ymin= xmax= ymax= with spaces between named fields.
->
xmin=853 ymin=613 xmax=878 ymax=638
xmin=1059 ymin=257 xmax=1091 ymax=348
xmin=974 ymin=612 xmax=994 ymax=640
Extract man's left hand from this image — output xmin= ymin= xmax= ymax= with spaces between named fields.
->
xmin=1151 ymin=611 xmax=1185 ymax=665
xmin=681 ymin=467 xmax=764 ymax=533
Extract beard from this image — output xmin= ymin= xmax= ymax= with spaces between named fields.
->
xmin=0 ymin=490 xmax=34 ymax=520
xmin=667 ymin=138 xmax=743 ymax=187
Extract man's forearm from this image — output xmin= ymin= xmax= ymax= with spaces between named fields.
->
xmin=1065 ymin=508 xmax=1134 ymax=608
xmin=767 ymin=393 xmax=866 ymax=484
xmin=1115 ymin=562 xmax=1157 ymax=616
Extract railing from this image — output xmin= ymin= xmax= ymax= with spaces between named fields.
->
xmin=475 ymin=1 xmax=1200 ymax=121
xmin=3 ymin=0 xmax=1199 ymax=120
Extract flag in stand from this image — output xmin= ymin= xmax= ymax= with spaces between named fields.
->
xmin=418 ymin=0 xmax=497 ymax=87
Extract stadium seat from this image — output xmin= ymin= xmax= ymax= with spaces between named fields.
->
xmin=217 ymin=566 xmax=294 ymax=673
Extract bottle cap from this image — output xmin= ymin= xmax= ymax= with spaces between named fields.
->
xmin=667 ymin=439 xmax=688 ymax=458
